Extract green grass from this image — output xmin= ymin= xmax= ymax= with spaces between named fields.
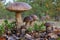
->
xmin=57 ymin=38 xmax=60 ymax=40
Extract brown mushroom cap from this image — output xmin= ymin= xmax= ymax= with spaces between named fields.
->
xmin=44 ymin=22 xmax=51 ymax=27
xmin=23 ymin=16 xmax=33 ymax=22
xmin=6 ymin=2 xmax=32 ymax=12
xmin=31 ymin=15 xmax=38 ymax=21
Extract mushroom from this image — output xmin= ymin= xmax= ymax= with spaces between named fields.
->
xmin=23 ymin=16 xmax=33 ymax=26
xmin=6 ymin=2 xmax=32 ymax=28
xmin=31 ymin=15 xmax=38 ymax=21
xmin=44 ymin=22 xmax=53 ymax=33
xmin=23 ymin=15 xmax=38 ymax=26
xmin=44 ymin=22 xmax=51 ymax=27
xmin=30 ymin=15 xmax=39 ymax=25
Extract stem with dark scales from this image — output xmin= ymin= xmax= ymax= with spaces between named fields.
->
xmin=15 ymin=12 xmax=23 ymax=29
xmin=30 ymin=21 xmax=33 ymax=25
xmin=25 ymin=22 xmax=29 ymax=26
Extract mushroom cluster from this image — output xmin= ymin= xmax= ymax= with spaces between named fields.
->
xmin=23 ymin=15 xmax=39 ymax=26
xmin=6 ymin=2 xmax=32 ymax=28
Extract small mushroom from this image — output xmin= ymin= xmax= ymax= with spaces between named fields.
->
xmin=23 ymin=15 xmax=38 ymax=26
xmin=44 ymin=22 xmax=51 ymax=27
xmin=31 ymin=15 xmax=38 ymax=21
xmin=30 ymin=15 xmax=39 ymax=25
xmin=44 ymin=22 xmax=53 ymax=33
xmin=6 ymin=2 xmax=32 ymax=28
xmin=23 ymin=16 xmax=33 ymax=26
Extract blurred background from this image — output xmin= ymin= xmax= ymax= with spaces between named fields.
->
xmin=0 ymin=0 xmax=60 ymax=21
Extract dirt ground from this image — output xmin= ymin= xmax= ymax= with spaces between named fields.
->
xmin=0 ymin=19 xmax=15 ymax=24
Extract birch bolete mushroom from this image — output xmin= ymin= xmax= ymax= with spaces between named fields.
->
xmin=6 ymin=2 xmax=32 ymax=28
xmin=23 ymin=16 xmax=33 ymax=26
xmin=31 ymin=15 xmax=38 ymax=21
xmin=44 ymin=22 xmax=53 ymax=33
xmin=30 ymin=15 xmax=39 ymax=25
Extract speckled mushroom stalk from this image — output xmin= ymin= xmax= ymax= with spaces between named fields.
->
xmin=15 ymin=12 xmax=23 ymax=28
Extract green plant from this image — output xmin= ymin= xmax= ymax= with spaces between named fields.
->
xmin=33 ymin=23 xmax=39 ymax=31
xmin=27 ymin=27 xmax=34 ymax=32
xmin=0 ymin=24 xmax=5 ymax=36
xmin=57 ymin=37 xmax=60 ymax=40
xmin=4 ymin=19 xmax=15 ymax=30
xmin=39 ymin=23 xmax=46 ymax=31
xmin=27 ymin=23 xmax=46 ymax=32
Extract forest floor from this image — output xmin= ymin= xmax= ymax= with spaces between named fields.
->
xmin=0 ymin=19 xmax=60 ymax=27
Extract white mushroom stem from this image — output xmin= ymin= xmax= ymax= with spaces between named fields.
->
xmin=16 ymin=12 xmax=23 ymax=28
